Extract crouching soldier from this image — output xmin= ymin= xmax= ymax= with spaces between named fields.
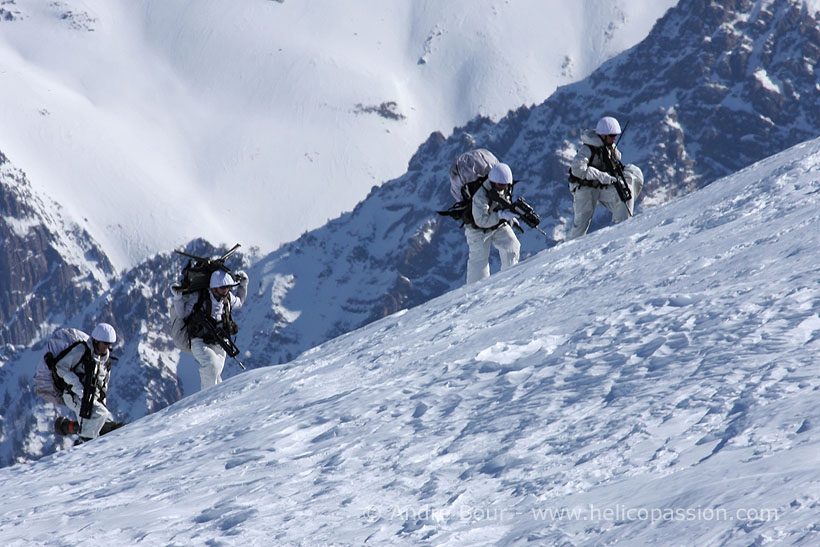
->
xmin=172 ymin=270 xmax=248 ymax=390
xmin=44 ymin=323 xmax=120 ymax=441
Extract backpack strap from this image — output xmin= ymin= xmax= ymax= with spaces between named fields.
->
xmin=461 ymin=175 xmax=488 ymax=201
xmin=78 ymin=352 xmax=101 ymax=420
xmin=222 ymin=297 xmax=238 ymax=336
xmin=587 ymin=144 xmax=622 ymax=176
xmin=449 ymin=175 xmax=488 ymax=229
xmin=99 ymin=356 xmax=114 ymax=404
xmin=183 ymin=290 xmax=211 ymax=339
xmin=44 ymin=340 xmax=90 ymax=396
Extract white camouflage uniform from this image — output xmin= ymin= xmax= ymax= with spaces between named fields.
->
xmin=567 ymin=130 xmax=643 ymax=241
xmin=52 ymin=330 xmax=113 ymax=439
xmin=465 ymin=178 xmax=521 ymax=284
xmin=172 ymin=274 xmax=248 ymax=389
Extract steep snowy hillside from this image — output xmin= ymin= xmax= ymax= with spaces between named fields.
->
xmin=3 ymin=0 xmax=819 ymax=469
xmin=1 ymin=136 xmax=819 ymax=546
xmin=0 ymin=0 xmax=675 ymax=464
xmin=0 ymin=0 xmax=676 ymax=267
xmin=233 ymin=0 xmax=820 ymax=368
xmin=0 ymin=151 xmax=116 ymax=463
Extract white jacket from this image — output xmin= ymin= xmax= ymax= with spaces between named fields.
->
xmin=471 ymin=180 xmax=509 ymax=229
xmin=570 ymin=130 xmax=623 ymax=186
xmin=53 ymin=333 xmax=111 ymax=403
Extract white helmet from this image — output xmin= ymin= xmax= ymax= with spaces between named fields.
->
xmin=595 ymin=116 xmax=621 ymax=136
xmin=91 ymin=323 xmax=117 ymax=344
xmin=488 ymin=163 xmax=513 ymax=185
xmin=210 ymin=270 xmax=236 ymax=288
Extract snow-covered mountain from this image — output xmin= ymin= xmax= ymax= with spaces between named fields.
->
xmin=235 ymin=0 xmax=820 ymax=369
xmin=0 ymin=151 xmax=113 ymax=348
xmin=2 ymin=0 xmax=819 ymax=467
xmin=0 ymin=152 xmax=117 ymax=463
xmin=2 ymin=134 xmax=819 ymax=546
xmin=0 ymin=0 xmax=675 ymax=268
xmin=0 ymin=0 xmax=676 ymax=463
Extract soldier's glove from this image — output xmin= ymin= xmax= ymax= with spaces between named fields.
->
xmin=234 ymin=271 xmax=249 ymax=287
xmin=497 ymin=210 xmax=519 ymax=223
xmin=170 ymin=284 xmax=183 ymax=299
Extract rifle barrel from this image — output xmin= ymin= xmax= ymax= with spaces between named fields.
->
xmin=615 ymin=120 xmax=630 ymax=147
xmin=174 ymin=243 xmax=241 ymax=263
xmin=173 ymin=249 xmax=207 ymax=261
xmin=219 ymin=243 xmax=242 ymax=261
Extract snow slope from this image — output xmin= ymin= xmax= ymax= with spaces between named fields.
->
xmin=214 ymin=0 xmax=820 ymax=372
xmin=0 ymin=0 xmax=676 ymax=267
xmin=10 ymin=0 xmax=820 ymax=468
xmin=1 ymin=136 xmax=819 ymax=545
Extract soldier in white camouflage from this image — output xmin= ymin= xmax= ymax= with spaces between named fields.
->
xmin=567 ymin=116 xmax=644 ymax=240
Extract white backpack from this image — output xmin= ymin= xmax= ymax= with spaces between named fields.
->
xmin=448 ymin=148 xmax=499 ymax=201
xmin=169 ymin=292 xmax=196 ymax=354
xmin=437 ymin=149 xmax=500 ymax=228
xmin=34 ymin=328 xmax=89 ymax=405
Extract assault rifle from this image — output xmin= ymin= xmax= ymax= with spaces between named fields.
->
xmin=200 ymin=314 xmax=246 ymax=370
xmin=487 ymin=190 xmax=549 ymax=238
xmin=79 ymin=353 xmax=97 ymax=420
xmin=79 ymin=352 xmax=116 ymax=420
xmin=600 ymin=121 xmax=633 ymax=216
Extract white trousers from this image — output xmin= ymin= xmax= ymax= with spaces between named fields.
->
xmin=465 ymin=224 xmax=521 ymax=284
xmin=62 ymin=391 xmax=112 ymax=439
xmin=191 ymin=338 xmax=227 ymax=389
xmin=567 ymin=166 xmax=643 ymax=241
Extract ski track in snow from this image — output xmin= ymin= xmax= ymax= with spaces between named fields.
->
xmin=2 ymin=142 xmax=820 ymax=544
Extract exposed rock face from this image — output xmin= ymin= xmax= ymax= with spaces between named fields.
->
xmin=0 ymin=151 xmax=114 ymax=466
xmin=0 ymin=151 xmax=114 ymax=350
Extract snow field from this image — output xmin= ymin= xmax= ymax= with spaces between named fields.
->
xmin=1 ymin=138 xmax=820 ymax=545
